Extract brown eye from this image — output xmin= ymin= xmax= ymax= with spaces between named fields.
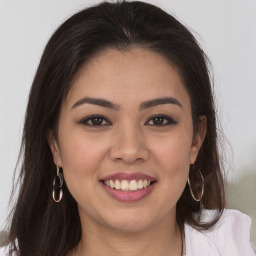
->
xmin=91 ymin=117 xmax=103 ymax=125
xmin=79 ymin=115 xmax=111 ymax=126
xmin=152 ymin=116 xmax=165 ymax=125
xmin=146 ymin=115 xmax=177 ymax=126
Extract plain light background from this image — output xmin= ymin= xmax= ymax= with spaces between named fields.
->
xmin=0 ymin=0 xmax=256 ymax=243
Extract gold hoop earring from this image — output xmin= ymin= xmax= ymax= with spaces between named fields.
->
xmin=188 ymin=165 xmax=204 ymax=202
xmin=52 ymin=166 xmax=63 ymax=203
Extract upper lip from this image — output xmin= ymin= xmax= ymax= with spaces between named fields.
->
xmin=101 ymin=172 xmax=157 ymax=181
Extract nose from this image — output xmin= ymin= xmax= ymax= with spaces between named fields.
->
xmin=109 ymin=125 xmax=149 ymax=164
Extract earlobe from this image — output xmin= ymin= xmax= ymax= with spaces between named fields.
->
xmin=47 ymin=131 xmax=63 ymax=167
xmin=190 ymin=116 xmax=207 ymax=164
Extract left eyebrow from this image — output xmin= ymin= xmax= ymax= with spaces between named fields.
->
xmin=139 ymin=97 xmax=182 ymax=110
xmin=71 ymin=96 xmax=182 ymax=111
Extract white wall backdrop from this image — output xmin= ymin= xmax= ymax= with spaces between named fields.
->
xmin=1 ymin=0 xmax=256 ymax=241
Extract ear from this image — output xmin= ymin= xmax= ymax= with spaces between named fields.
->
xmin=189 ymin=115 xmax=207 ymax=164
xmin=47 ymin=131 xmax=63 ymax=167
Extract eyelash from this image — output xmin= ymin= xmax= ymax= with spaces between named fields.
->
xmin=79 ymin=114 xmax=177 ymax=127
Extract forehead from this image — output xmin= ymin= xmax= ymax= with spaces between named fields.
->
xmin=65 ymin=47 xmax=191 ymax=109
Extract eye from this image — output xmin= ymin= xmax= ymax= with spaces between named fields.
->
xmin=79 ymin=114 xmax=176 ymax=127
xmin=79 ymin=115 xmax=111 ymax=126
xmin=145 ymin=114 xmax=177 ymax=126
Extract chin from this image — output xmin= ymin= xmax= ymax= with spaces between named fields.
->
xmin=100 ymin=208 xmax=159 ymax=233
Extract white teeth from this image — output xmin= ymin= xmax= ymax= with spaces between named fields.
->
xmin=120 ymin=180 xmax=129 ymax=191
xmin=137 ymin=180 xmax=144 ymax=189
xmin=110 ymin=180 xmax=115 ymax=188
xmin=104 ymin=180 xmax=110 ymax=186
xmin=129 ymin=180 xmax=138 ymax=191
xmin=114 ymin=180 xmax=121 ymax=190
xmin=104 ymin=179 xmax=153 ymax=191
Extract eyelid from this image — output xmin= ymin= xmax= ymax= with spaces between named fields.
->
xmin=78 ymin=114 xmax=177 ymax=127
xmin=78 ymin=114 xmax=111 ymax=126
xmin=145 ymin=114 xmax=177 ymax=126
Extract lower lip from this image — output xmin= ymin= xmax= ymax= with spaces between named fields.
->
xmin=102 ymin=182 xmax=156 ymax=202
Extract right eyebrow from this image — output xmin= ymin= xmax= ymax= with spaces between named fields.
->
xmin=71 ymin=97 xmax=121 ymax=111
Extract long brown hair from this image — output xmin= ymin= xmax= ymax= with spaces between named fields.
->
xmin=7 ymin=1 xmax=225 ymax=255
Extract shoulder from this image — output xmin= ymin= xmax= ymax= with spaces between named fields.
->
xmin=0 ymin=242 xmax=18 ymax=256
xmin=0 ymin=246 xmax=9 ymax=256
xmin=184 ymin=209 xmax=256 ymax=256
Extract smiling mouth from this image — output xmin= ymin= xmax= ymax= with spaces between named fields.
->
xmin=101 ymin=179 xmax=156 ymax=192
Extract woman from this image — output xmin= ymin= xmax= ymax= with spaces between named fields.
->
xmin=0 ymin=1 xmax=255 ymax=255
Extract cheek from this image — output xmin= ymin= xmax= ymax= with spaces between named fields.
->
xmin=58 ymin=131 xmax=108 ymax=195
xmin=153 ymin=131 xmax=192 ymax=169
xmin=151 ymin=132 xmax=191 ymax=193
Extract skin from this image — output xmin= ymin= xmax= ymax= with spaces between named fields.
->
xmin=49 ymin=48 xmax=206 ymax=256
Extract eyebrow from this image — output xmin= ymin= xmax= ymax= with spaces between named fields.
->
xmin=71 ymin=96 xmax=182 ymax=110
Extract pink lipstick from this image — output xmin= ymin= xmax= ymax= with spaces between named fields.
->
xmin=100 ymin=172 xmax=157 ymax=202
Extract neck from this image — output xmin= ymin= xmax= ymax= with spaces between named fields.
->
xmin=72 ymin=212 xmax=182 ymax=256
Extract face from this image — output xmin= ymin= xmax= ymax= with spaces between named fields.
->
xmin=49 ymin=48 xmax=206 ymax=232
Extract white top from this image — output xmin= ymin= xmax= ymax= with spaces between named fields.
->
xmin=184 ymin=209 xmax=255 ymax=255
xmin=0 ymin=209 xmax=255 ymax=256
